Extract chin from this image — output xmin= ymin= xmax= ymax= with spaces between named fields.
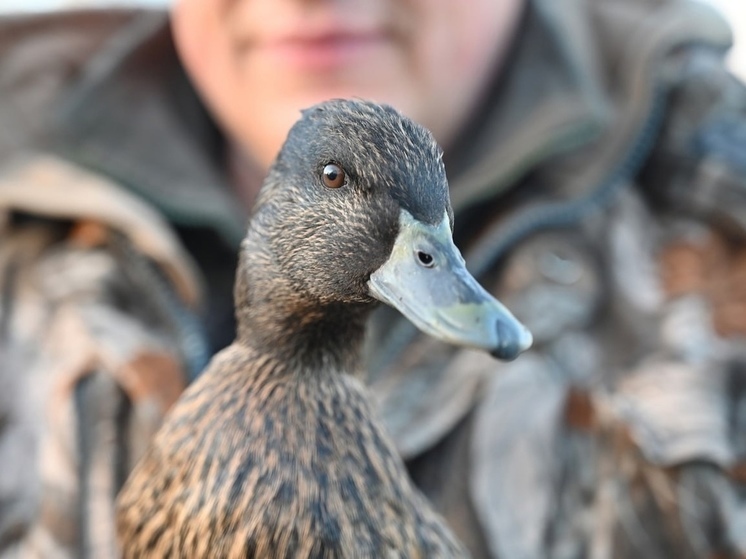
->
xmin=240 ymin=87 xmax=418 ymax=168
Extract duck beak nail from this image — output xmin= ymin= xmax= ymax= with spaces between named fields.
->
xmin=491 ymin=318 xmax=533 ymax=361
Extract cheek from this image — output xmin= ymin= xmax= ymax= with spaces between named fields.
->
xmin=172 ymin=0 xmax=272 ymax=160
xmin=415 ymin=0 xmax=514 ymax=69
xmin=405 ymin=0 xmax=523 ymax=144
xmin=171 ymin=0 xmax=239 ymax=122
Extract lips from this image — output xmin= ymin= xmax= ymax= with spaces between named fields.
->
xmin=247 ymin=30 xmax=393 ymax=72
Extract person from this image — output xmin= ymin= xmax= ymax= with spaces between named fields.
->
xmin=1 ymin=0 xmax=745 ymax=557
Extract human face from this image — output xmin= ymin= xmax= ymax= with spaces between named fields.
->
xmin=172 ymin=0 xmax=524 ymax=171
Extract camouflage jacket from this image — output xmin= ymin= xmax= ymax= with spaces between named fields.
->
xmin=1 ymin=1 xmax=746 ymax=558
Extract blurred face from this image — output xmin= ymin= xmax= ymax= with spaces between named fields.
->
xmin=172 ymin=0 xmax=524 ymax=171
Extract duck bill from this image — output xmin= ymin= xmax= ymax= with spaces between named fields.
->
xmin=368 ymin=210 xmax=532 ymax=361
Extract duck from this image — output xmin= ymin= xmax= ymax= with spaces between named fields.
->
xmin=115 ymin=99 xmax=532 ymax=558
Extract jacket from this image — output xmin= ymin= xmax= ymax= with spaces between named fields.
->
xmin=1 ymin=0 xmax=745 ymax=557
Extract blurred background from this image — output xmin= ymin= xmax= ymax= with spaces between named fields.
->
xmin=1 ymin=0 xmax=745 ymax=80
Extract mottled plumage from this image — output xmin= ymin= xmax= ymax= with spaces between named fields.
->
xmin=116 ymin=347 xmax=465 ymax=557
xmin=116 ymin=100 xmax=527 ymax=558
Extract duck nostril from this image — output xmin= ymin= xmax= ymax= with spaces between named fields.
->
xmin=416 ymin=251 xmax=434 ymax=268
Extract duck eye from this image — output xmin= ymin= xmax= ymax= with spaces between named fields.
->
xmin=417 ymin=251 xmax=434 ymax=267
xmin=322 ymin=163 xmax=346 ymax=188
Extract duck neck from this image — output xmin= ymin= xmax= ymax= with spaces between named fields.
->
xmin=233 ymin=249 xmax=373 ymax=375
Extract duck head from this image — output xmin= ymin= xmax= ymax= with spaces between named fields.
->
xmin=244 ymin=99 xmax=531 ymax=361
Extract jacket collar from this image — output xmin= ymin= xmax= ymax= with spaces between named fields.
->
xmin=444 ymin=0 xmax=610 ymax=212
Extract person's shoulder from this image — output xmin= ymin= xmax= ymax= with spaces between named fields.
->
xmin=586 ymin=0 xmax=732 ymax=63
xmin=589 ymin=0 xmax=729 ymax=20
xmin=0 ymin=8 xmax=169 ymax=160
xmin=0 ymin=7 xmax=156 ymax=53
xmin=0 ymin=8 xmax=169 ymax=71
xmin=0 ymin=8 xmax=168 ymax=96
